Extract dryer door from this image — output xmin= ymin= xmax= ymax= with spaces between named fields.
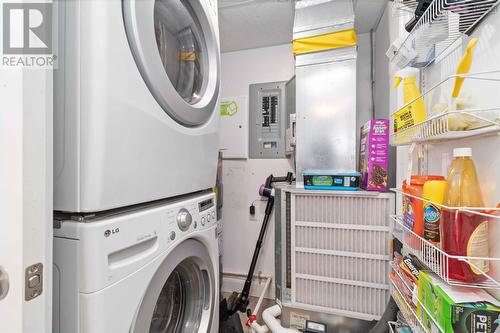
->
xmin=123 ymin=0 xmax=220 ymax=127
xmin=132 ymin=240 xmax=215 ymax=333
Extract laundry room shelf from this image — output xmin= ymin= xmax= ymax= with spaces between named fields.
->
xmin=390 ymin=71 xmax=500 ymax=146
xmin=388 ymin=0 xmax=500 ymax=68
xmin=390 ymin=261 xmax=443 ymax=333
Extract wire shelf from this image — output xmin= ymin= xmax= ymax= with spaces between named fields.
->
xmin=389 ymin=0 xmax=500 ymax=68
xmin=393 ymin=0 xmax=419 ymax=15
xmin=390 ymin=71 xmax=500 ymax=146
xmin=390 ymin=261 xmax=445 ymax=333
xmin=391 ymin=214 xmax=500 ymax=289
xmin=388 ymin=320 xmax=414 ymax=333
xmin=391 ymin=188 xmax=500 ymax=288
xmin=388 ymin=321 xmax=397 ymax=333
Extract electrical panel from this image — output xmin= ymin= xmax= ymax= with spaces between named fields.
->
xmin=249 ymin=81 xmax=287 ymax=158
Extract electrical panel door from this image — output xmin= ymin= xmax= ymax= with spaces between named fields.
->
xmin=249 ymin=81 xmax=287 ymax=158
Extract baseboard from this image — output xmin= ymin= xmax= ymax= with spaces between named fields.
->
xmin=221 ymin=275 xmax=275 ymax=299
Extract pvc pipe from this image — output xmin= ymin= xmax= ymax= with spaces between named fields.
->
xmin=253 ymin=277 xmax=272 ymax=315
xmin=223 ymin=271 xmax=272 ymax=281
xmin=251 ymin=321 xmax=269 ymax=333
xmin=248 ymin=277 xmax=272 ymax=333
xmin=262 ymin=305 xmax=300 ymax=333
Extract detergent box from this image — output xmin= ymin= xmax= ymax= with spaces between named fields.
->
xmin=359 ymin=119 xmax=389 ymax=191
xmin=417 ymin=271 xmax=500 ymax=333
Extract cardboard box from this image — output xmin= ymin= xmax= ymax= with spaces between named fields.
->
xmin=359 ymin=119 xmax=389 ymax=191
xmin=417 ymin=271 xmax=500 ymax=333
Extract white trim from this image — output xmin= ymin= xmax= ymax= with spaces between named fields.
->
xmin=0 ymin=61 xmax=53 ymax=331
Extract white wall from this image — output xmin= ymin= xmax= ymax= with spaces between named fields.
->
xmin=220 ymin=44 xmax=295 ymax=297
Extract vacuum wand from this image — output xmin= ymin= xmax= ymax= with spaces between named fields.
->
xmin=238 ymin=195 xmax=274 ymax=312
xmin=223 ymin=172 xmax=294 ymax=318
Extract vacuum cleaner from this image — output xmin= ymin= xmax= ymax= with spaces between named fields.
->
xmin=219 ymin=172 xmax=294 ymax=333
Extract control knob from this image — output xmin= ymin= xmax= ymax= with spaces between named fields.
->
xmin=177 ymin=209 xmax=192 ymax=231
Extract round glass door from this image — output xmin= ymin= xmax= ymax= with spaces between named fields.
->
xmin=132 ymin=240 xmax=215 ymax=333
xmin=154 ymin=1 xmax=206 ymax=105
xmin=150 ymin=259 xmax=210 ymax=332
xmin=123 ymin=0 xmax=220 ymax=127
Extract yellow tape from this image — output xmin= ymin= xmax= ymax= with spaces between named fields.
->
xmin=180 ymin=52 xmax=196 ymax=61
xmin=292 ymin=29 xmax=357 ymax=55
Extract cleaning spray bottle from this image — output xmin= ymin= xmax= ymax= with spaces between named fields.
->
xmin=393 ymin=67 xmax=426 ymax=133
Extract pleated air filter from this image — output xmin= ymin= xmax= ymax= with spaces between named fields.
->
xmin=275 ymin=188 xmax=395 ymax=322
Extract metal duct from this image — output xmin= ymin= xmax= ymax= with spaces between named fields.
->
xmin=293 ymin=0 xmax=358 ymax=184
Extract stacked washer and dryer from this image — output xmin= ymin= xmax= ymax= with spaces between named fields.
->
xmin=52 ymin=1 xmax=221 ymax=332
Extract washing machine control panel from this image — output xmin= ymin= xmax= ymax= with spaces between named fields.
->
xmin=172 ymin=194 xmax=216 ymax=234
xmin=197 ymin=197 xmax=216 ymax=228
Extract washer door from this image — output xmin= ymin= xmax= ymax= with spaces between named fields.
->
xmin=123 ymin=0 xmax=220 ymax=127
xmin=133 ymin=240 xmax=215 ymax=333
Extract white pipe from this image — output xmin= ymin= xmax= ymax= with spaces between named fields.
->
xmin=223 ymin=271 xmax=272 ymax=280
xmin=251 ymin=321 xmax=269 ymax=333
xmin=253 ymin=277 xmax=272 ymax=315
xmin=248 ymin=277 xmax=272 ymax=333
xmin=262 ymin=305 xmax=300 ymax=333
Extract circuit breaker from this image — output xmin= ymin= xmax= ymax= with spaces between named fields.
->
xmin=249 ymin=81 xmax=287 ymax=158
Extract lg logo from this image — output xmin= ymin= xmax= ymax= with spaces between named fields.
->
xmin=104 ymin=228 xmax=120 ymax=238
xmin=2 ymin=2 xmax=52 ymax=55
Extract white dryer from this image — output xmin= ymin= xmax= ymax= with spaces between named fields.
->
xmin=53 ymin=192 xmax=219 ymax=333
xmin=55 ymin=0 xmax=220 ymax=212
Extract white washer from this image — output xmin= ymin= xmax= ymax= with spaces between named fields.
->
xmin=54 ymin=0 xmax=220 ymax=212
xmin=53 ymin=192 xmax=219 ymax=333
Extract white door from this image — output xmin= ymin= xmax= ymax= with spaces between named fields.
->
xmin=0 ymin=8 xmax=53 ymax=331
xmin=123 ymin=0 xmax=220 ymax=127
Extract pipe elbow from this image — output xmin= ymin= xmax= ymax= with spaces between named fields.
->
xmin=262 ymin=305 xmax=300 ymax=333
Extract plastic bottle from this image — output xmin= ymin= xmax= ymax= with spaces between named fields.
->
xmin=441 ymin=148 xmax=489 ymax=283
xmin=402 ymin=176 xmax=445 ymax=237
xmin=393 ymin=67 xmax=426 ymax=133
xmin=422 ymin=180 xmax=447 ymax=247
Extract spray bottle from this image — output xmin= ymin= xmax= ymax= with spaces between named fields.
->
xmin=393 ymin=67 xmax=426 ymax=132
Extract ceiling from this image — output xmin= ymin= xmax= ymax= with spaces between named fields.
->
xmin=218 ymin=0 xmax=388 ymax=53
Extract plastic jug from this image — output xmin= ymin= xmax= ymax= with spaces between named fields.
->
xmin=441 ymin=148 xmax=489 ymax=283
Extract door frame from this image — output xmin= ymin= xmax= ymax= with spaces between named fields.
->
xmin=0 ymin=6 xmax=53 ymax=332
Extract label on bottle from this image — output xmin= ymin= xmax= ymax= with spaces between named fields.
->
xmin=423 ymin=204 xmax=441 ymax=242
xmin=467 ymin=220 xmax=489 ymax=275
xmin=403 ymin=196 xmax=416 ymax=230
